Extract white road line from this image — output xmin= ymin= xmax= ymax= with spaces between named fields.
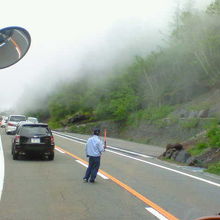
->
xmin=106 ymin=149 xmax=220 ymax=188
xmin=54 ymin=133 xmax=85 ymax=145
xmin=54 ymin=132 xmax=220 ymax=188
xmin=145 ymin=207 xmax=168 ymax=220
xmin=0 ymin=136 xmax=5 ymax=200
xmin=107 ymin=146 xmax=153 ymax=158
xmin=53 ymin=132 xmax=86 ymax=143
xmin=55 ymin=147 xmax=65 ymax=153
xmin=75 ymin=160 xmax=109 ymax=180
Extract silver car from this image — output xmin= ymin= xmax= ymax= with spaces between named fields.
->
xmin=5 ymin=115 xmax=26 ymax=134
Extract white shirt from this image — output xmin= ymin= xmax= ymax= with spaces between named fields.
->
xmin=86 ymin=135 xmax=104 ymax=157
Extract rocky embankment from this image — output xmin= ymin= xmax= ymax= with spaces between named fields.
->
xmin=159 ymin=143 xmax=220 ymax=168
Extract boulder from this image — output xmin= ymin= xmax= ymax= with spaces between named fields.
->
xmin=173 ymin=143 xmax=183 ymax=151
xmin=198 ymin=109 xmax=209 ymax=118
xmin=166 ymin=143 xmax=174 ymax=151
xmin=179 ymin=109 xmax=189 ymax=118
xmin=170 ymin=150 xmax=179 ymax=160
xmin=162 ymin=143 xmax=184 ymax=159
xmin=175 ymin=150 xmax=191 ymax=163
xmin=186 ymin=156 xmax=196 ymax=165
xmin=163 ymin=148 xmax=176 ymax=159
xmin=188 ymin=111 xmax=198 ymax=118
xmin=165 ymin=143 xmax=183 ymax=151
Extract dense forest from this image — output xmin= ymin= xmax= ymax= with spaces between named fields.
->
xmin=27 ymin=1 xmax=220 ymax=129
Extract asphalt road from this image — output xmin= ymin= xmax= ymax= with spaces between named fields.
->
xmin=0 ymin=129 xmax=220 ymax=220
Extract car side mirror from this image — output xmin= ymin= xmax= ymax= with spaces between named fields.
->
xmin=0 ymin=26 xmax=31 ymax=69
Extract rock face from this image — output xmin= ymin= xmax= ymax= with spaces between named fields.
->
xmin=175 ymin=109 xmax=210 ymax=118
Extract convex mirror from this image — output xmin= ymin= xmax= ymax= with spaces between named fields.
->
xmin=0 ymin=26 xmax=31 ymax=69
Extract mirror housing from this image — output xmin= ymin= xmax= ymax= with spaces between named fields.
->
xmin=0 ymin=26 xmax=31 ymax=69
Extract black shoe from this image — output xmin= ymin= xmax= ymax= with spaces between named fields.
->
xmin=89 ymin=180 xmax=95 ymax=183
xmin=83 ymin=178 xmax=88 ymax=182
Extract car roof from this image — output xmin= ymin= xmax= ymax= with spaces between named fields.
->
xmin=19 ymin=123 xmax=48 ymax=127
xmin=9 ymin=114 xmax=26 ymax=117
xmin=9 ymin=115 xmax=26 ymax=119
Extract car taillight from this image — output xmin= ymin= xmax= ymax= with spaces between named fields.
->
xmin=50 ymin=136 xmax=55 ymax=145
xmin=8 ymin=122 xmax=14 ymax=126
xmin=15 ymin=135 xmax=20 ymax=144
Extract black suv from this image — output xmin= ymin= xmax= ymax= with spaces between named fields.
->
xmin=11 ymin=123 xmax=55 ymax=160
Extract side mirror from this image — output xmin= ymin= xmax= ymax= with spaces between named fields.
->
xmin=0 ymin=26 xmax=31 ymax=69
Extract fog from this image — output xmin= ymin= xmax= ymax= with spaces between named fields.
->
xmin=0 ymin=0 xmax=213 ymax=113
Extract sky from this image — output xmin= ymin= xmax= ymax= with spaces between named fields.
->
xmin=0 ymin=0 xmax=213 ymax=112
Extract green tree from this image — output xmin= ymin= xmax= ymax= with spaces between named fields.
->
xmin=206 ymin=0 xmax=220 ymax=15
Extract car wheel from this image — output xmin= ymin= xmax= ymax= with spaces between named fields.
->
xmin=12 ymin=150 xmax=18 ymax=160
xmin=48 ymin=152 xmax=54 ymax=161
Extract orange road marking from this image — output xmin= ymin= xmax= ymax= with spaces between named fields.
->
xmin=10 ymin=38 xmax=22 ymax=58
xmin=55 ymin=146 xmax=179 ymax=220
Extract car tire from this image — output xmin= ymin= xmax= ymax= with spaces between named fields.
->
xmin=48 ymin=152 xmax=54 ymax=161
xmin=12 ymin=150 xmax=18 ymax=160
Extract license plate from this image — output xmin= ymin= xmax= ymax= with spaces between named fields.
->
xmin=31 ymin=138 xmax=40 ymax=143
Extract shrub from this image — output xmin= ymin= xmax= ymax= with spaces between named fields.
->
xmin=205 ymin=162 xmax=220 ymax=175
xmin=180 ymin=118 xmax=199 ymax=129
xmin=126 ymin=105 xmax=174 ymax=128
xmin=188 ymin=142 xmax=208 ymax=156
xmin=207 ymin=126 xmax=220 ymax=148
xmin=48 ymin=120 xmax=61 ymax=129
xmin=143 ymin=106 xmax=174 ymax=121
xmin=188 ymin=125 xmax=220 ymax=156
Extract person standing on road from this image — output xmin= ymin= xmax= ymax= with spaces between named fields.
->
xmin=83 ymin=128 xmax=106 ymax=183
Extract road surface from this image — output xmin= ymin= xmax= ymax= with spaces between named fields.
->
xmin=0 ymin=129 xmax=220 ymax=220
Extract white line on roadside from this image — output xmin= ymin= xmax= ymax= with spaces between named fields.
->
xmin=107 ymin=145 xmax=153 ymax=158
xmin=54 ymin=133 xmax=86 ymax=145
xmin=106 ymin=149 xmax=220 ymax=188
xmin=75 ymin=160 xmax=109 ymax=180
xmin=0 ymin=136 xmax=5 ymax=200
xmin=53 ymin=132 xmax=86 ymax=143
xmin=55 ymin=147 xmax=65 ymax=153
xmin=145 ymin=207 xmax=168 ymax=220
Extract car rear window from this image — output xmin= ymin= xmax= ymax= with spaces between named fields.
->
xmin=10 ymin=116 xmax=26 ymax=122
xmin=28 ymin=118 xmax=38 ymax=123
xmin=20 ymin=126 xmax=51 ymax=136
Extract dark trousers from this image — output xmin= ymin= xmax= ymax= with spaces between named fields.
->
xmin=84 ymin=156 xmax=101 ymax=181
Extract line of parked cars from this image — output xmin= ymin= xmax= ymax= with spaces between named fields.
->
xmin=0 ymin=115 xmax=55 ymax=161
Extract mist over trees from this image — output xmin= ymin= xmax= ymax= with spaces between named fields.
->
xmin=26 ymin=0 xmax=220 ymax=127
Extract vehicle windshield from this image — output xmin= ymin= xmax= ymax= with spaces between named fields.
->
xmin=20 ymin=126 xmax=50 ymax=136
xmin=10 ymin=116 xmax=26 ymax=122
